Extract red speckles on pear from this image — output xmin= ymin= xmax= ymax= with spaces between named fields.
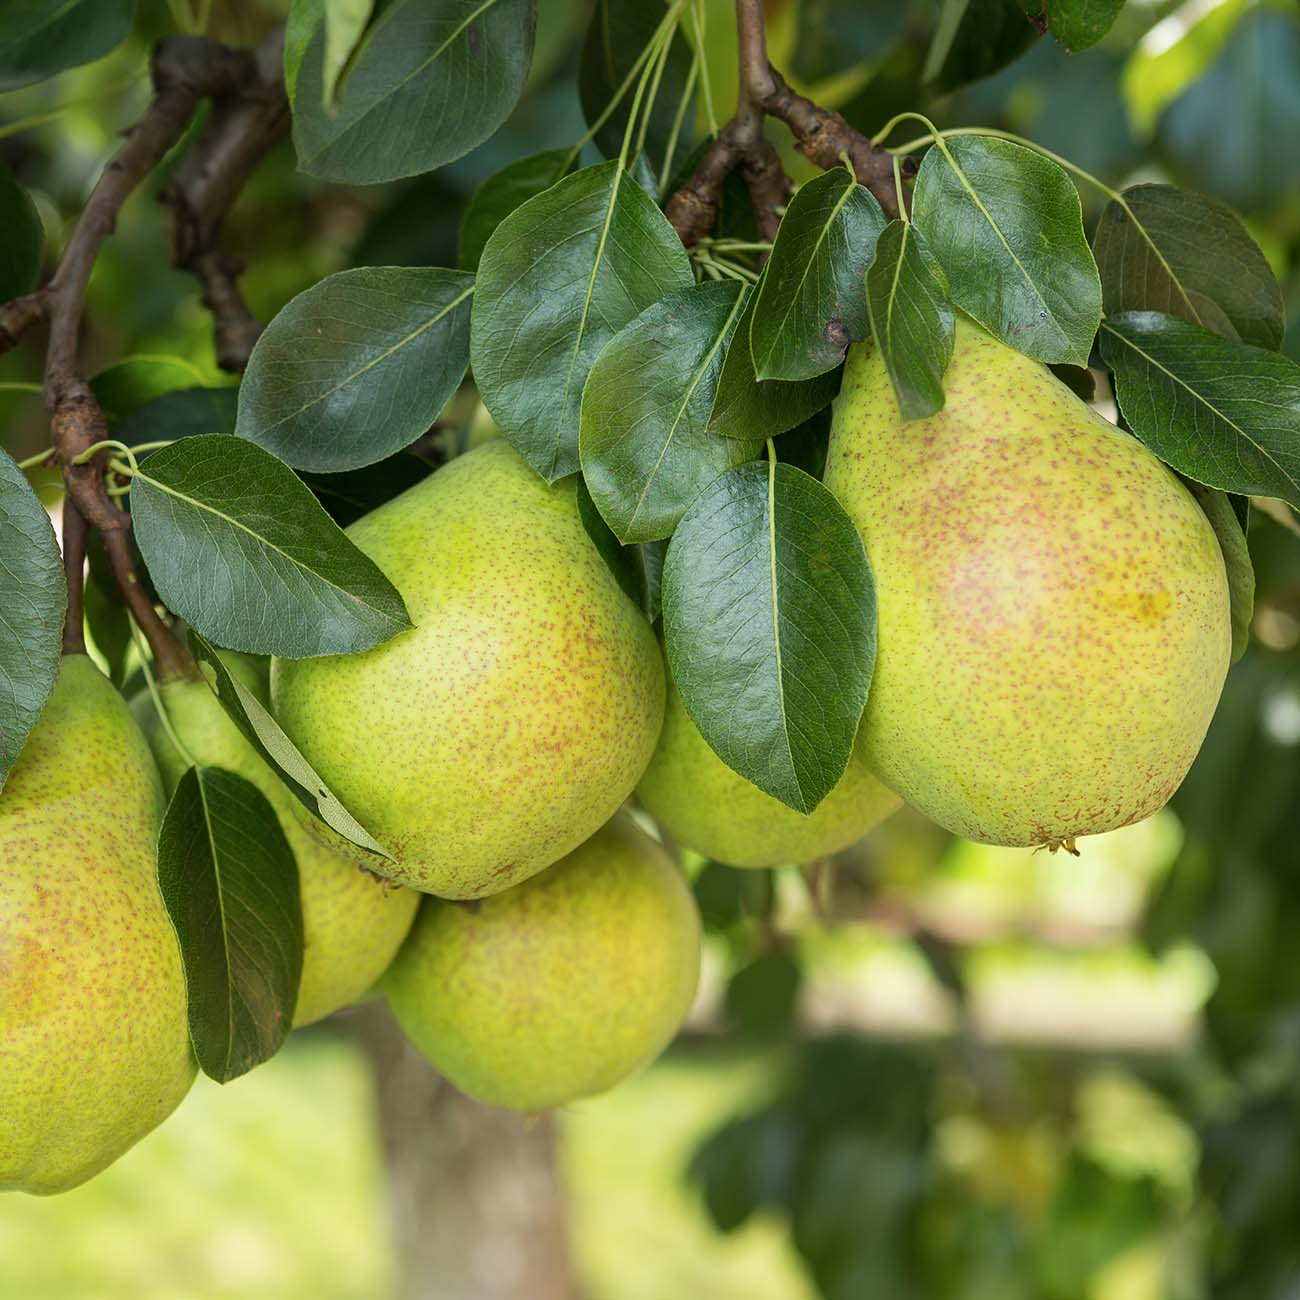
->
xmin=823 ymin=319 xmax=1231 ymax=847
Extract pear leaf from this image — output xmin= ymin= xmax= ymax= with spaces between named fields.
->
xmin=236 ymin=267 xmax=474 ymax=473
xmin=471 ymin=160 xmax=693 ymax=481
xmin=0 ymin=166 xmax=42 ymax=302
xmin=662 ymin=459 xmax=876 ymax=814
xmin=912 ymin=134 xmax=1102 ymax=366
xmin=1101 ymin=312 xmax=1300 ymax=511
xmin=708 ymin=285 xmax=841 ymax=440
xmin=459 ymin=149 xmax=573 ymax=273
xmin=157 ymin=765 xmax=303 ymax=1083
xmin=1185 ymin=482 xmax=1253 ymax=664
xmin=188 ymin=630 xmax=391 ymax=859
xmin=299 ymin=452 xmax=432 ymax=528
xmin=581 ymin=279 xmax=758 ymax=543
xmin=130 ymin=435 xmax=411 ymax=657
xmin=750 ymin=169 xmax=886 ymax=382
xmin=1092 ymin=183 xmax=1284 ymax=351
xmin=864 ymin=219 xmax=955 ymax=422
xmin=0 ymin=0 xmax=134 ymax=91
xmin=120 ymin=387 xmax=240 ymax=449
xmin=0 ymin=449 xmax=65 ymax=791
xmin=91 ymin=355 xmax=212 ymax=427
xmin=292 ymin=0 xmax=537 ymax=183
xmin=575 ymin=480 xmax=665 ymax=621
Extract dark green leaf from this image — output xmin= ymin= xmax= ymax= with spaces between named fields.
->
xmin=0 ymin=167 xmax=42 ymax=301
xmin=236 ymin=267 xmax=473 ymax=472
xmin=299 ymin=452 xmax=432 ymax=527
xmin=157 ymin=766 xmax=303 ymax=1083
xmin=579 ymin=0 xmax=694 ymax=173
xmin=292 ymin=0 xmax=538 ymax=184
xmin=0 ymin=449 xmax=65 ymax=790
xmin=864 ymin=219 xmax=954 ymax=422
xmin=725 ymin=943 xmax=801 ymax=1041
xmin=1049 ymin=362 xmax=1096 ymax=403
xmin=750 ymin=170 xmax=886 ymax=382
xmin=923 ymin=0 xmax=1038 ymax=91
xmin=1092 ymin=184 xmax=1284 ymax=351
xmin=791 ymin=0 xmax=910 ymax=82
xmin=1185 ymin=482 xmax=1253 ymax=664
xmin=708 ymin=286 xmax=840 ymax=440
xmin=574 ymin=478 xmax=662 ymax=621
xmin=1157 ymin=8 xmax=1300 ymax=213
xmin=188 ymin=630 xmax=389 ymax=857
xmin=83 ymin=562 xmax=130 ymax=686
xmin=1023 ymin=0 xmax=1124 ymax=51
xmin=91 ymin=357 xmax=211 ymax=426
xmin=581 ymin=280 xmax=756 ymax=543
xmin=458 ymin=148 xmax=572 ymax=273
xmin=130 ymin=435 xmax=411 ymax=656
xmin=471 ymin=160 xmax=693 ymax=481
xmin=1100 ymin=312 xmax=1300 ymax=511
xmin=662 ymin=460 xmax=876 ymax=814
xmin=0 ymin=0 xmax=134 ymax=91
xmin=118 ymin=386 xmax=240 ymax=450
xmin=912 ymin=134 xmax=1101 ymax=365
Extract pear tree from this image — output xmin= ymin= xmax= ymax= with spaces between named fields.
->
xmin=0 ymin=4 xmax=1298 ymax=1293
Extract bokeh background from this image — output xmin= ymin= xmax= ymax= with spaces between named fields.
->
xmin=3 ymin=0 xmax=1300 ymax=1296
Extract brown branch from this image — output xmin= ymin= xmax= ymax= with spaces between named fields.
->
xmin=0 ymin=292 xmax=47 ymax=355
xmin=161 ymin=28 xmax=289 ymax=373
xmin=665 ymin=0 xmax=900 ymax=247
xmin=60 ymin=501 xmax=88 ymax=656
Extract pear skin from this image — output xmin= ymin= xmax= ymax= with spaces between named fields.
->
xmin=385 ymin=813 xmax=700 ymax=1111
xmin=638 ymin=670 xmax=900 ymax=867
xmin=823 ymin=316 xmax=1230 ymax=847
xmin=133 ymin=655 xmax=419 ymax=1027
xmin=271 ymin=441 xmax=666 ymax=899
xmin=0 ymin=655 xmax=194 ymax=1195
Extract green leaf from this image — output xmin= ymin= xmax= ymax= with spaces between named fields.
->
xmin=0 ymin=0 xmax=135 ymax=91
xmin=1092 ymin=183 xmax=1284 ymax=351
xmin=157 ymin=766 xmax=303 ymax=1084
xmin=749 ymin=170 xmax=886 ymax=382
xmin=708 ymin=285 xmax=841 ymax=440
xmin=0 ymin=449 xmax=65 ymax=790
xmin=130 ymin=435 xmax=411 ymax=657
xmin=188 ymin=630 xmax=391 ymax=858
xmin=1100 ymin=312 xmax=1300 ymax=511
xmin=292 ymin=0 xmax=538 ymax=184
xmin=1185 ymin=482 xmax=1253 ymax=664
xmin=579 ymin=0 xmax=694 ymax=174
xmin=283 ymin=0 xmax=321 ymax=106
xmin=580 ymin=279 xmax=757 ymax=543
xmin=923 ymin=0 xmax=1038 ymax=91
xmin=662 ymin=460 xmax=876 ymax=814
xmin=1021 ymin=0 xmax=1124 ymax=50
xmin=471 ymin=160 xmax=693 ymax=481
xmin=0 ymin=166 xmax=42 ymax=302
xmin=236 ymin=267 xmax=473 ymax=473
xmin=299 ymin=452 xmax=432 ymax=528
xmin=911 ymin=134 xmax=1102 ymax=366
xmin=91 ymin=356 xmax=213 ymax=426
xmin=725 ymin=942 xmax=801 ymax=1040
xmin=322 ymin=0 xmax=373 ymax=107
xmin=83 ymin=561 xmax=131 ymax=686
xmin=864 ymin=219 xmax=954 ymax=422
xmin=790 ymin=0 xmax=910 ymax=82
xmin=574 ymin=478 xmax=664 ymax=621
xmin=118 ymin=386 xmax=240 ymax=451
xmin=458 ymin=148 xmax=572 ymax=273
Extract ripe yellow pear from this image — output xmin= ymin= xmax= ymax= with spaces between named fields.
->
xmin=823 ymin=316 xmax=1231 ymax=847
xmin=271 ymin=441 xmax=665 ymax=898
xmin=1 ymin=655 xmax=194 ymax=1195
xmin=638 ymin=670 xmax=901 ymax=866
xmin=385 ymin=813 xmax=700 ymax=1111
xmin=133 ymin=654 xmax=419 ymax=1026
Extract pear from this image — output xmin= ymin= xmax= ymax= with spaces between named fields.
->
xmin=271 ymin=441 xmax=665 ymax=899
xmin=385 ymin=812 xmax=700 ymax=1111
xmin=133 ymin=654 xmax=419 ymax=1026
xmin=823 ymin=316 xmax=1231 ymax=847
xmin=638 ymin=669 xmax=901 ymax=867
xmin=0 ymin=655 xmax=194 ymax=1195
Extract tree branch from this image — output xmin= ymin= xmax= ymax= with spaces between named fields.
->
xmin=665 ymin=0 xmax=900 ymax=247
xmin=160 ymin=28 xmax=289 ymax=373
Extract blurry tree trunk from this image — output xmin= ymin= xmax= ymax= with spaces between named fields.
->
xmin=350 ymin=1002 xmax=580 ymax=1300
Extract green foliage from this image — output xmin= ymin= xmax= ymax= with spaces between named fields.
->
xmin=0 ymin=0 xmax=135 ymax=91
xmin=0 ymin=166 xmax=42 ymax=301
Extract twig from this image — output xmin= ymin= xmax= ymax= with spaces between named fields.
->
xmin=60 ymin=502 xmax=88 ymax=656
xmin=160 ymin=28 xmax=289 ymax=373
xmin=664 ymin=0 xmax=900 ymax=247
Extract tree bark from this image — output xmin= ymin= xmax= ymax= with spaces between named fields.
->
xmin=349 ymin=1002 xmax=580 ymax=1300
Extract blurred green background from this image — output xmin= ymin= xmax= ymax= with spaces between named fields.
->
xmin=4 ymin=0 xmax=1300 ymax=1296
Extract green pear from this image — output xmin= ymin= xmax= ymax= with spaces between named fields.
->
xmin=1 ymin=655 xmax=194 ymax=1195
xmin=823 ymin=316 xmax=1231 ymax=848
xmin=638 ymin=669 xmax=901 ymax=867
xmin=271 ymin=440 xmax=666 ymax=899
xmin=385 ymin=812 xmax=700 ymax=1111
xmin=132 ymin=654 xmax=419 ymax=1027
